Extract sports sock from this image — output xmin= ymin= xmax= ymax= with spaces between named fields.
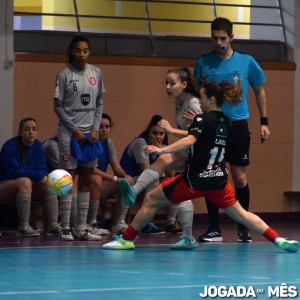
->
xmin=43 ymin=193 xmax=59 ymax=230
xmin=178 ymin=200 xmax=194 ymax=240
xmin=114 ymin=195 xmax=129 ymax=225
xmin=123 ymin=224 xmax=139 ymax=241
xmin=236 ymin=184 xmax=250 ymax=232
xmin=60 ymin=194 xmax=72 ymax=230
xmin=263 ymin=227 xmax=280 ymax=243
xmin=16 ymin=193 xmax=31 ymax=229
xmin=70 ymin=193 xmax=77 ymax=227
xmin=134 ymin=169 xmax=160 ymax=195
xmin=87 ymin=199 xmax=99 ymax=225
xmin=166 ymin=204 xmax=178 ymax=225
xmin=205 ymin=198 xmax=220 ymax=231
xmin=76 ymin=192 xmax=90 ymax=231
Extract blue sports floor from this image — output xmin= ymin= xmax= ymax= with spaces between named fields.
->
xmin=0 ymin=222 xmax=299 ymax=300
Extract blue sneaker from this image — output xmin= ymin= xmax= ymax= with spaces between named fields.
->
xmin=275 ymin=238 xmax=299 ymax=253
xmin=102 ymin=234 xmax=135 ymax=250
xmin=170 ymin=236 xmax=198 ymax=250
xmin=118 ymin=179 xmax=137 ymax=206
xmin=141 ymin=223 xmax=165 ymax=234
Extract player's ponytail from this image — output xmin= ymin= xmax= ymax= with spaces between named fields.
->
xmin=201 ymin=81 xmax=242 ymax=107
xmin=219 ymin=81 xmax=242 ymax=105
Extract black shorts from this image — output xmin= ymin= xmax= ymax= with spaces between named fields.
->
xmin=225 ymin=120 xmax=250 ymax=167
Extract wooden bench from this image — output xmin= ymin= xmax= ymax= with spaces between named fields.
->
xmin=100 ymin=198 xmax=131 ymax=226
xmin=284 ymin=191 xmax=300 ymax=209
xmin=0 ymin=199 xmax=48 ymax=233
xmin=284 ymin=191 xmax=300 ymax=199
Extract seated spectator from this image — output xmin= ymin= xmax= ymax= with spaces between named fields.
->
xmin=42 ymin=135 xmax=104 ymax=236
xmin=118 ymin=114 xmax=175 ymax=234
xmin=42 ymin=115 xmax=129 ymax=236
xmin=87 ymin=113 xmax=134 ymax=234
xmin=0 ymin=117 xmax=61 ymax=236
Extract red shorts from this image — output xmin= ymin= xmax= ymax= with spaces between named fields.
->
xmin=162 ymin=174 xmax=236 ymax=209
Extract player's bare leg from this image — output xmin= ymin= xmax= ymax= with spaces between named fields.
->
xmin=224 ymin=202 xmax=299 ymax=252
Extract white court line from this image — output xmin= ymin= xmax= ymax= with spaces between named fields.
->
xmin=0 ymin=291 xmax=59 ymax=295
xmin=1 ymin=281 xmax=299 ymax=296
xmin=163 ymin=273 xmax=184 ymax=276
xmin=120 ymin=271 xmax=141 ymax=274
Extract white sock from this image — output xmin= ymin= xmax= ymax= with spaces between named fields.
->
xmin=114 ymin=195 xmax=129 ymax=225
xmin=60 ymin=194 xmax=72 ymax=230
xmin=76 ymin=192 xmax=90 ymax=231
xmin=178 ymin=200 xmax=194 ymax=240
xmin=134 ymin=169 xmax=160 ymax=195
xmin=70 ymin=193 xmax=77 ymax=228
xmin=43 ymin=194 xmax=59 ymax=230
xmin=87 ymin=199 xmax=99 ymax=225
xmin=16 ymin=193 xmax=31 ymax=229
xmin=166 ymin=204 xmax=178 ymax=225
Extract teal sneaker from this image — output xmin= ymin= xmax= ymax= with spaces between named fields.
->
xmin=275 ymin=238 xmax=299 ymax=253
xmin=102 ymin=235 xmax=135 ymax=250
xmin=118 ymin=179 xmax=137 ymax=206
xmin=170 ymin=236 xmax=198 ymax=250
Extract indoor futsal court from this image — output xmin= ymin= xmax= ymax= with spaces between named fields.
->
xmin=0 ymin=220 xmax=299 ymax=300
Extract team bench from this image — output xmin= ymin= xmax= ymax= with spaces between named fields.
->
xmin=284 ymin=191 xmax=300 ymax=200
xmin=0 ymin=198 xmax=47 ymax=233
xmin=0 ymin=197 xmax=129 ymax=234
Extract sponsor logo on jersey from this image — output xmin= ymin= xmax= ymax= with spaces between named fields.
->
xmin=81 ymin=93 xmax=91 ymax=106
xmin=90 ymin=77 xmax=96 ymax=85
xmin=233 ymin=74 xmax=240 ymax=84
xmin=72 ymin=107 xmax=95 ymax=113
xmin=199 ymin=166 xmax=224 ymax=178
xmin=216 ymin=123 xmax=228 ymax=138
xmin=54 ymin=82 xmax=59 ymax=98
xmin=62 ymin=154 xmax=70 ymax=161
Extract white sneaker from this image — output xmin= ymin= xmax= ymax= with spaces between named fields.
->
xmin=75 ymin=229 xmax=102 ymax=241
xmin=61 ymin=229 xmax=74 ymax=241
xmin=87 ymin=224 xmax=109 ymax=236
xmin=17 ymin=225 xmax=40 ymax=237
xmin=47 ymin=225 xmax=62 ymax=236
xmin=111 ymin=220 xmax=128 ymax=234
xmin=103 ymin=235 xmax=135 ymax=250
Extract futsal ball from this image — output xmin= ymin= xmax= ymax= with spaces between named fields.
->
xmin=47 ymin=169 xmax=73 ymax=196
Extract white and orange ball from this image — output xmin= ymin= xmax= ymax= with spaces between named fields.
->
xmin=47 ymin=169 xmax=73 ymax=196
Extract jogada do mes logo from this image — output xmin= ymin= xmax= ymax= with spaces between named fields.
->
xmin=199 ymin=283 xmax=298 ymax=298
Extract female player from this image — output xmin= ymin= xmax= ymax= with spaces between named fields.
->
xmin=117 ymin=114 xmax=172 ymax=234
xmin=103 ymin=81 xmax=299 ymax=253
xmin=86 ymin=113 xmax=134 ymax=234
xmin=0 ymin=117 xmax=61 ymax=236
xmin=54 ymin=35 xmax=104 ymax=241
xmin=118 ymin=68 xmax=202 ymax=247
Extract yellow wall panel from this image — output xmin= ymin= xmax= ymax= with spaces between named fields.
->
xmin=32 ymin=0 xmax=251 ymax=36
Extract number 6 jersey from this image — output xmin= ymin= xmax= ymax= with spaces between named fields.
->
xmin=54 ymin=63 xmax=105 ymax=132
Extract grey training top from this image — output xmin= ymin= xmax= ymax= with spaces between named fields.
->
xmin=54 ymin=63 xmax=105 ymax=133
